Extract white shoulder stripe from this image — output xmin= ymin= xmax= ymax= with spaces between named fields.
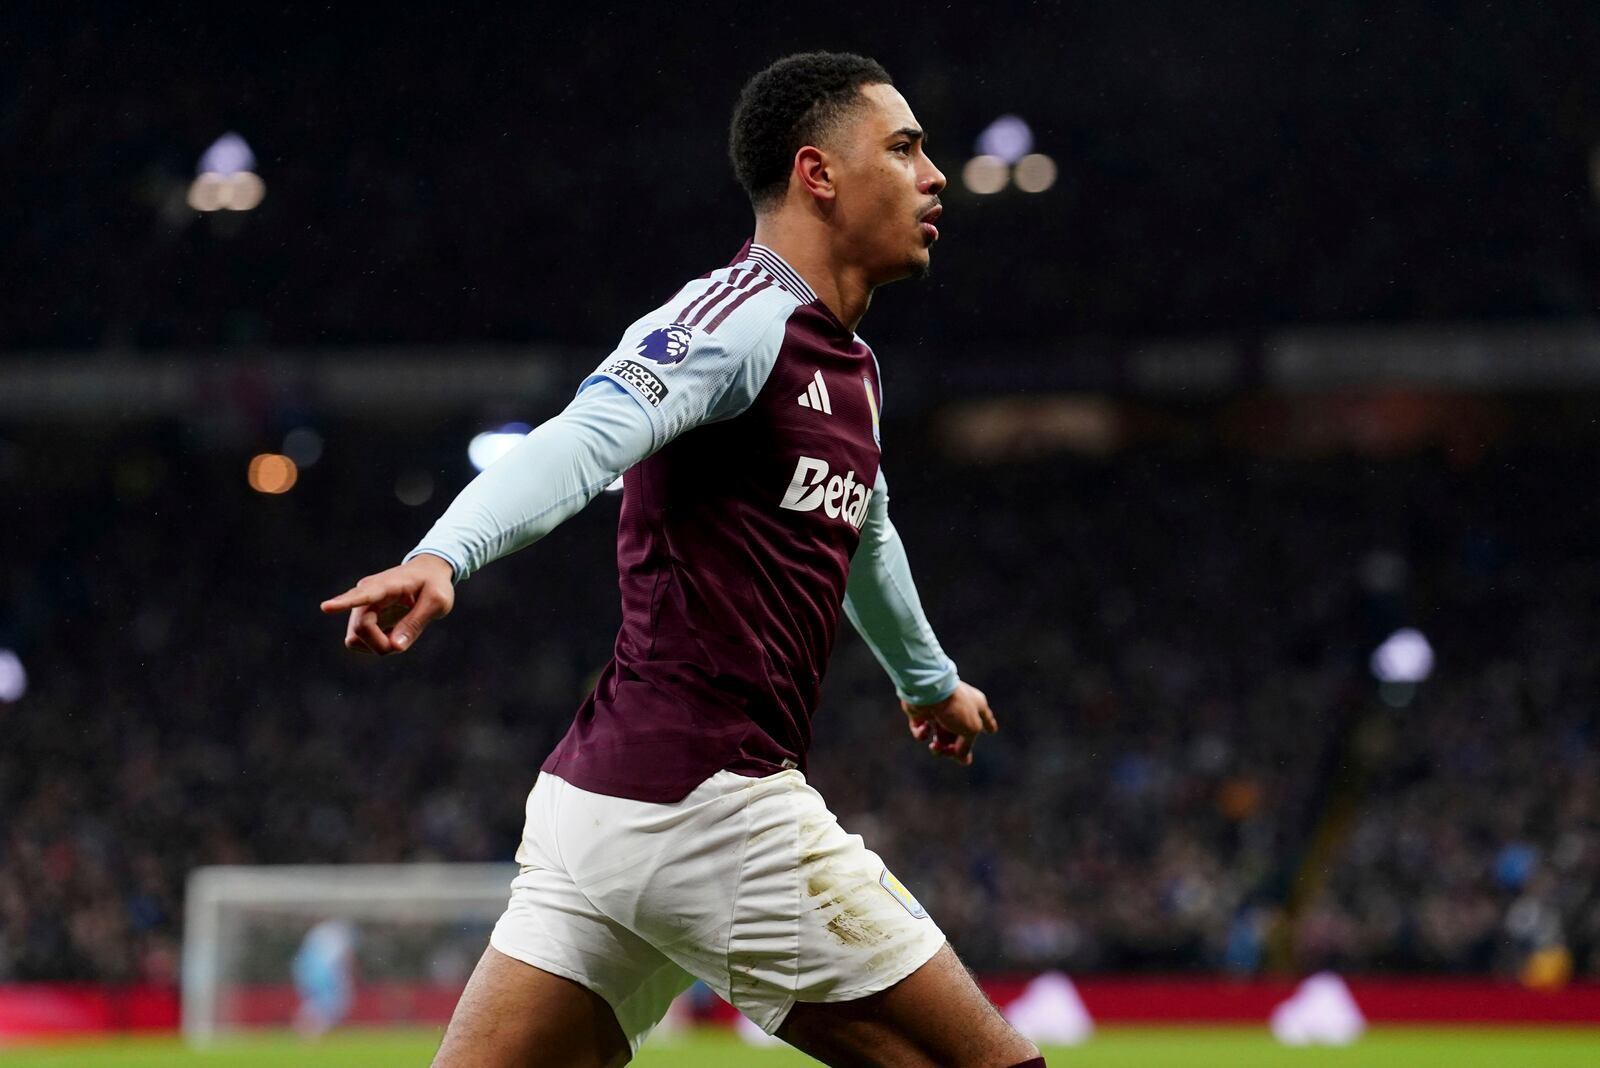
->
xmin=744 ymin=244 xmax=819 ymax=304
xmin=684 ymin=268 xmax=759 ymax=328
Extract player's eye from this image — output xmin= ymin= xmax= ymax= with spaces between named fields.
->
xmin=892 ymin=143 xmax=912 ymax=155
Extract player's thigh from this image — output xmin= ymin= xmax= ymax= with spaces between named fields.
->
xmin=776 ymin=943 xmax=1040 ymax=1068
xmin=433 ymin=945 xmax=632 ymax=1068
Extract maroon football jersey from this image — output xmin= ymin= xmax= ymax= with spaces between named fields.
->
xmin=542 ymin=244 xmax=885 ymax=802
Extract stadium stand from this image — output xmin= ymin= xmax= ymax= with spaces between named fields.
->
xmin=4 ymin=421 xmax=1596 ymax=984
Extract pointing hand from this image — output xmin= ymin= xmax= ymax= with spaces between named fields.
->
xmin=321 ymin=554 xmax=456 ymax=655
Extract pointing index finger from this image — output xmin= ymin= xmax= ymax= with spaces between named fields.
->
xmin=321 ymin=586 xmax=377 ymax=614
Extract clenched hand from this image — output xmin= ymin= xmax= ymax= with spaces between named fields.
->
xmin=902 ymin=682 xmax=997 ymax=766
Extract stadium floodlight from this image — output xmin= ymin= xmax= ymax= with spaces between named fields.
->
xmin=467 ymin=422 xmax=532 ymax=471
xmin=968 ymin=117 xmax=1055 ymax=195
xmin=0 ymin=649 xmax=26 ymax=702
xmin=188 ymin=132 xmax=266 ymax=213
xmin=1370 ymin=628 xmax=1434 ymax=684
xmin=181 ymin=863 xmax=516 ymax=1046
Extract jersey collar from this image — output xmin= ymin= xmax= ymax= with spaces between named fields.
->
xmin=744 ymin=243 xmax=820 ymax=306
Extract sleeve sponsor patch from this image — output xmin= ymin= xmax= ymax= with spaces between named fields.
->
xmin=604 ymin=359 xmax=669 ymax=408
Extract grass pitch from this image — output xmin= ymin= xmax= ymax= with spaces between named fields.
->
xmin=1 ymin=1026 xmax=1597 ymax=1066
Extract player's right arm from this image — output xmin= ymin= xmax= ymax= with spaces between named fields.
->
xmin=320 ymin=381 xmax=654 ymax=654
xmin=322 ymin=301 xmax=788 ymax=655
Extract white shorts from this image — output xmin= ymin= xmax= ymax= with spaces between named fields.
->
xmin=489 ymin=768 xmax=946 ymax=1052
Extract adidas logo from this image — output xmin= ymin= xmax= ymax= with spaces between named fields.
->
xmin=797 ymin=370 xmax=832 ymax=414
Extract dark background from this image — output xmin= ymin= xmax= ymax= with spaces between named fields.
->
xmin=7 ymin=3 xmax=1600 ymax=353
xmin=3 ymin=1 xmax=1599 ymax=991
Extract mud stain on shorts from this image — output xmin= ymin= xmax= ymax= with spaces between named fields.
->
xmin=803 ymin=854 xmax=891 ymax=949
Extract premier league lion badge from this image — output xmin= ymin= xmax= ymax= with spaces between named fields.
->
xmin=637 ymin=323 xmax=694 ymax=365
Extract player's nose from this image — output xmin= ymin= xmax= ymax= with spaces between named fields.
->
xmin=919 ymin=156 xmax=945 ymax=197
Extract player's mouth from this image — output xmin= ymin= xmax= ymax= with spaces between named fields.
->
xmin=919 ymin=203 xmax=942 ymax=243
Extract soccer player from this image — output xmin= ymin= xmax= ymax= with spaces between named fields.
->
xmin=291 ymin=919 xmax=358 ymax=1037
xmin=322 ymin=52 xmax=1044 ymax=1068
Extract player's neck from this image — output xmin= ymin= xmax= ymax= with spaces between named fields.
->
xmin=751 ymin=221 xmax=872 ymax=333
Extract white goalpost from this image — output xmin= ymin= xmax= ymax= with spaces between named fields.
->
xmin=180 ymin=863 xmax=517 ymax=1046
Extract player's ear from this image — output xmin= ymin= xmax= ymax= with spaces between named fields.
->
xmin=793 ymin=146 xmax=836 ymax=204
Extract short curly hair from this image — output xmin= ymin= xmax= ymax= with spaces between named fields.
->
xmin=729 ymin=52 xmax=893 ymax=212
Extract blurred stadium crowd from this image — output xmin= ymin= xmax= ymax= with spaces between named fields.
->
xmin=3 ymin=421 xmax=1596 ymax=985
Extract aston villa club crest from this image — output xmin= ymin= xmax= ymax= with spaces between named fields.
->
xmin=637 ymin=323 xmax=694 ymax=365
xmin=879 ymin=867 xmax=927 ymax=918
xmin=863 ymin=376 xmax=881 ymax=447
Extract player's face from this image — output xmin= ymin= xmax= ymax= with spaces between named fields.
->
xmin=833 ymin=84 xmax=946 ymax=284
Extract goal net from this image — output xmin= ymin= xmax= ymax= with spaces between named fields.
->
xmin=181 ymin=863 xmax=516 ymax=1046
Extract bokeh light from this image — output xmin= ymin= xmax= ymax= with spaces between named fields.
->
xmin=395 ymin=469 xmax=435 ymax=506
xmin=282 ymin=427 xmax=324 ymax=467
xmin=187 ymin=172 xmax=266 ymax=213
xmin=963 ymin=155 xmax=1010 ymax=195
xmin=247 ymin=453 xmax=299 ymax=494
xmin=1014 ymin=153 xmax=1058 ymax=193
xmin=467 ymin=423 xmax=531 ymax=472
xmin=976 ymin=115 xmax=1034 ymax=164
xmin=199 ymin=132 xmax=257 ymax=175
xmin=0 ymin=650 xmax=26 ymax=703
xmin=1370 ymin=628 xmax=1434 ymax=684
xmin=189 ymin=137 xmax=265 ymax=213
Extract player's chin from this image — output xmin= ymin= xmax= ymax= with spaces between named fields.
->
xmin=873 ymin=246 xmax=932 ymax=284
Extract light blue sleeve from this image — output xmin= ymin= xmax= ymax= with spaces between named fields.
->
xmin=403 ymin=300 xmax=788 ymax=581
xmin=584 ymin=306 xmax=787 ymax=451
xmin=404 ymin=382 xmax=652 ymax=581
xmin=842 ymin=469 xmax=961 ymax=705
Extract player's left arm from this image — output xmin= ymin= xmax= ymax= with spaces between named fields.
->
xmin=843 ymin=469 xmax=997 ymax=765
